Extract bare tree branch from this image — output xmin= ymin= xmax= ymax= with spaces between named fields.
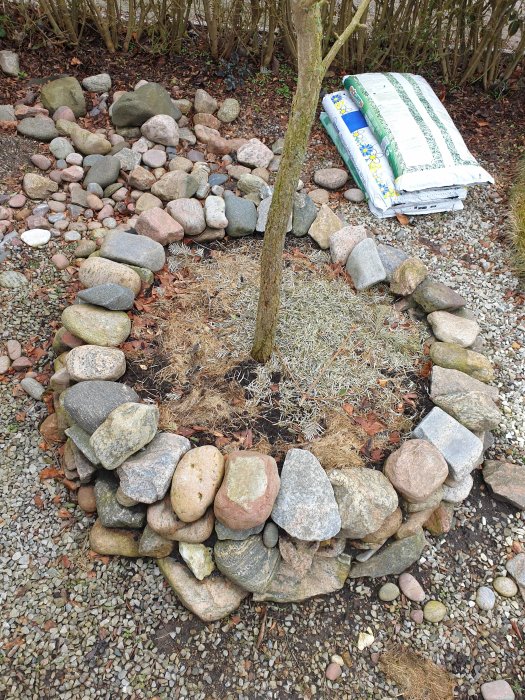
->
xmin=322 ymin=0 xmax=371 ymax=71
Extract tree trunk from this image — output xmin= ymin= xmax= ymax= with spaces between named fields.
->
xmin=251 ymin=0 xmax=324 ymax=362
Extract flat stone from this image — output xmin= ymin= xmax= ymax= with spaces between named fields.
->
xmin=65 ymin=425 xmax=101 ymax=464
xmin=179 ymin=543 xmax=215 ymax=580
xmin=63 ymin=380 xmax=139 ymax=434
xmin=0 ymin=104 xmax=15 ymax=121
xmin=142 ymin=149 xmax=167 ymax=168
xmin=308 ymin=204 xmax=343 ymax=249
xmin=215 ymin=522 xmax=264 ymax=540
xmin=377 ymin=244 xmax=410 ymax=281
xmin=481 ymin=680 xmax=515 ymax=700
xmin=423 ymin=600 xmax=447 ymax=623
xmin=114 ymin=148 xmax=142 ymax=172
xmin=21 ymin=377 xmax=45 ymax=400
xmin=214 ymin=535 xmax=280 ymax=593
xmin=413 ymin=407 xmax=484 ymax=481
xmin=363 ymin=507 xmax=402 ymax=545
xmin=483 ymin=460 xmax=525 ymax=509
xmin=346 ymin=238 xmax=386 ymax=290
xmin=292 ymin=192 xmax=317 ymax=237
xmin=329 ymin=467 xmax=398 ymax=538
xmin=41 ymin=77 xmax=86 ymax=117
xmin=135 ymin=192 xmax=163 ymax=214
xmin=166 ymin=198 xmax=206 ymax=236
xmin=428 ymin=310 xmax=480 ymax=347
xmin=349 ymin=531 xmax=427 ymax=578
xmin=224 ymin=195 xmax=257 ymax=237
xmin=384 ymin=439 xmax=448 ymax=503
xmin=83 ymin=155 xmax=121 ymax=189
xmin=118 ymin=432 xmax=190 ymax=504
xmin=138 ymin=526 xmax=173 ymax=558
xmin=77 ymin=283 xmax=135 ymax=310
xmin=20 ymin=228 xmax=51 ymax=247
xmin=432 ymin=390 xmax=501 ymax=432
xmin=253 ymin=554 xmax=351 ymax=603
xmin=398 ymin=572 xmax=425 ymax=601
xmin=170 ymin=509 xmax=215 ymax=543
xmin=151 ymin=170 xmax=199 ymax=201
xmin=378 ymin=582 xmax=400 ymax=601
xmin=90 ymin=402 xmax=159 ymax=470
xmin=158 ymin=559 xmax=247 ymax=622
xmin=430 ymin=342 xmax=494 ymax=383
xmin=0 ymin=271 xmax=28 ymax=288
xmin=443 ymin=474 xmax=474 ymax=502
xmin=64 ymin=438 xmax=97 ymax=483
xmin=271 ymin=449 xmax=341 ymax=541
xmin=100 ymin=230 xmax=166 ymax=272
xmin=17 ymin=117 xmax=58 ymax=142
xmin=313 ymin=168 xmax=348 ymax=190
xmin=214 ymin=451 xmax=280 ymax=531
xmin=94 ymin=472 xmax=146 ymax=529
xmin=112 ymin=83 xmax=180 ymax=128
xmin=430 ymin=365 xmax=499 ymax=403
xmin=89 ymin=519 xmax=141 ymax=557
xmin=412 ymin=278 xmax=466 ymax=312
xmin=329 ymin=224 xmax=367 ymax=265
xmin=390 ymin=258 xmax=428 ymax=296
xmin=62 ymin=304 xmax=131 ymax=347
xmin=66 ymin=345 xmax=126 ymax=382
xmin=476 ymin=585 xmax=496 ymax=611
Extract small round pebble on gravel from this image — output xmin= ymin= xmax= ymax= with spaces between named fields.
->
xmin=378 ymin=582 xmax=400 ymax=601
xmin=423 ymin=600 xmax=447 ymax=622
xmin=493 ymin=576 xmax=518 ymax=598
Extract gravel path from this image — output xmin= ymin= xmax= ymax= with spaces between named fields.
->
xmin=1 ymin=176 xmax=524 ymax=699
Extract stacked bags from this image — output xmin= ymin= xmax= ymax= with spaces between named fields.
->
xmin=321 ymin=73 xmax=493 ymax=218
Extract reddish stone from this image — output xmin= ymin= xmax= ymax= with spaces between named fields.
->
xmin=424 ymin=502 xmax=455 ymax=535
xmin=78 ymin=485 xmax=97 ymax=513
xmin=207 ymin=135 xmax=232 ymax=156
xmin=61 ymin=330 xmax=84 ymax=348
xmin=325 ymin=663 xmax=342 ymax=681
xmin=11 ymin=356 xmax=32 ymax=370
xmin=52 ymin=253 xmax=70 ymax=270
xmin=6 ymin=339 xmax=22 ymax=360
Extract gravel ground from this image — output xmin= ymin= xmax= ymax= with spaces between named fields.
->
xmin=1 ymin=169 xmax=524 ymax=699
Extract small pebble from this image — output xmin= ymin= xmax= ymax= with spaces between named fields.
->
xmin=344 ymin=187 xmax=365 ymax=203
xmin=378 ymin=582 xmax=400 ymax=601
xmin=410 ymin=609 xmax=424 ymax=624
xmin=423 ymin=600 xmax=447 ymax=623
xmin=493 ymin=576 xmax=517 ymax=598
xmin=325 ymin=663 xmax=342 ymax=681
xmin=330 ymin=654 xmax=344 ymax=666
xmin=20 ymin=377 xmax=45 ymax=400
xmin=476 ymin=586 xmax=496 ymax=611
xmin=399 ymin=572 xmax=425 ymax=602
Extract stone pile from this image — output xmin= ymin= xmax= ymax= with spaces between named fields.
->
xmin=1 ymin=72 xmax=523 ymax=622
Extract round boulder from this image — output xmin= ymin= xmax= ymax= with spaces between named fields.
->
xmin=384 ymin=439 xmax=449 ymax=503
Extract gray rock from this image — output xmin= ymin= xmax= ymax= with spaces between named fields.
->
xmin=84 ymin=155 xmax=121 ymax=188
xmin=61 ymin=304 xmax=131 ymax=346
xmin=214 ymin=535 xmax=281 ymax=593
xmin=0 ymin=50 xmax=19 ymax=77
xmin=90 ymin=402 xmax=159 ymax=470
xmin=412 ymin=407 xmax=484 ymax=481
xmin=292 ymin=192 xmax=317 ymax=237
xmin=313 ymin=168 xmax=348 ymax=190
xmin=66 ymin=345 xmax=126 ymax=382
xmin=0 ymin=271 xmax=28 ymax=288
xmin=377 ymin=244 xmax=409 ymax=281
xmin=112 ymin=83 xmax=181 ymax=128
xmin=253 ymin=554 xmax=351 ymax=603
xmin=138 ymin=526 xmax=173 ymax=558
xmin=64 ymin=424 xmax=101 ymax=465
xmin=151 ymin=171 xmax=199 ymax=201
xmin=432 ymin=390 xmax=501 ymax=432
xmin=194 ymin=89 xmax=218 ymax=114
xmin=114 ymin=148 xmax=142 ymax=172
xmin=256 ymin=196 xmax=291 ymax=234
xmin=271 ymin=449 xmax=341 ymax=541
xmin=506 ymin=553 xmax=525 ymax=587
xmin=166 ymin=198 xmax=206 ymax=236
xmin=344 ymin=188 xmax=365 ymax=203
xmin=225 ymin=195 xmax=257 ymax=237
xmin=329 ymin=468 xmax=398 ymax=539
xmin=349 ymin=530 xmax=427 ymax=578
xmin=77 ymin=283 xmax=135 ymax=310
xmin=480 ymin=680 xmax=516 ymax=700
xmin=83 ymin=154 xmax=105 ymax=168
xmin=82 ymin=73 xmax=112 ymax=93
xmin=215 ymin=522 xmax=264 ymax=541
xmin=63 ymin=380 xmax=139 ymax=434
xmin=427 ymin=311 xmax=480 ymax=348
xmin=17 ymin=117 xmax=58 ymax=142
xmin=64 ymin=438 xmax=97 ymax=483
xmin=378 ymin=582 xmax=401 ymax=601
xmin=41 ymin=77 xmax=86 ymax=117
xmin=117 ymin=432 xmax=191 ymax=504
xmin=158 ymin=558 xmax=248 ymax=622
xmin=442 ymin=473 xmax=473 ymax=503
xmin=217 ymin=98 xmax=240 ymax=123
xmin=20 ymin=377 xmax=45 ymax=400
xmin=476 ymin=586 xmax=496 ymax=611
xmin=100 ymin=230 xmax=166 ymax=272
xmin=263 ymin=522 xmax=279 ymax=548
xmin=237 ymin=174 xmax=271 ymax=200
xmin=430 ymin=365 xmax=499 ymax=403
xmin=94 ymin=472 xmax=146 ymax=529
xmin=412 ymin=278 xmax=466 ymax=312
xmin=345 ymin=238 xmax=387 ymax=290
xmin=0 ymin=105 xmax=15 ymax=121
xmin=50 ymin=137 xmax=75 ymax=159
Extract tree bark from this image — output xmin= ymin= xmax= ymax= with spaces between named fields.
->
xmin=250 ymin=0 xmax=324 ymax=362
xmin=250 ymin=0 xmax=371 ymax=362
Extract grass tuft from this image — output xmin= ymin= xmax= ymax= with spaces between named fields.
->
xmin=379 ymin=645 xmax=456 ymax=700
